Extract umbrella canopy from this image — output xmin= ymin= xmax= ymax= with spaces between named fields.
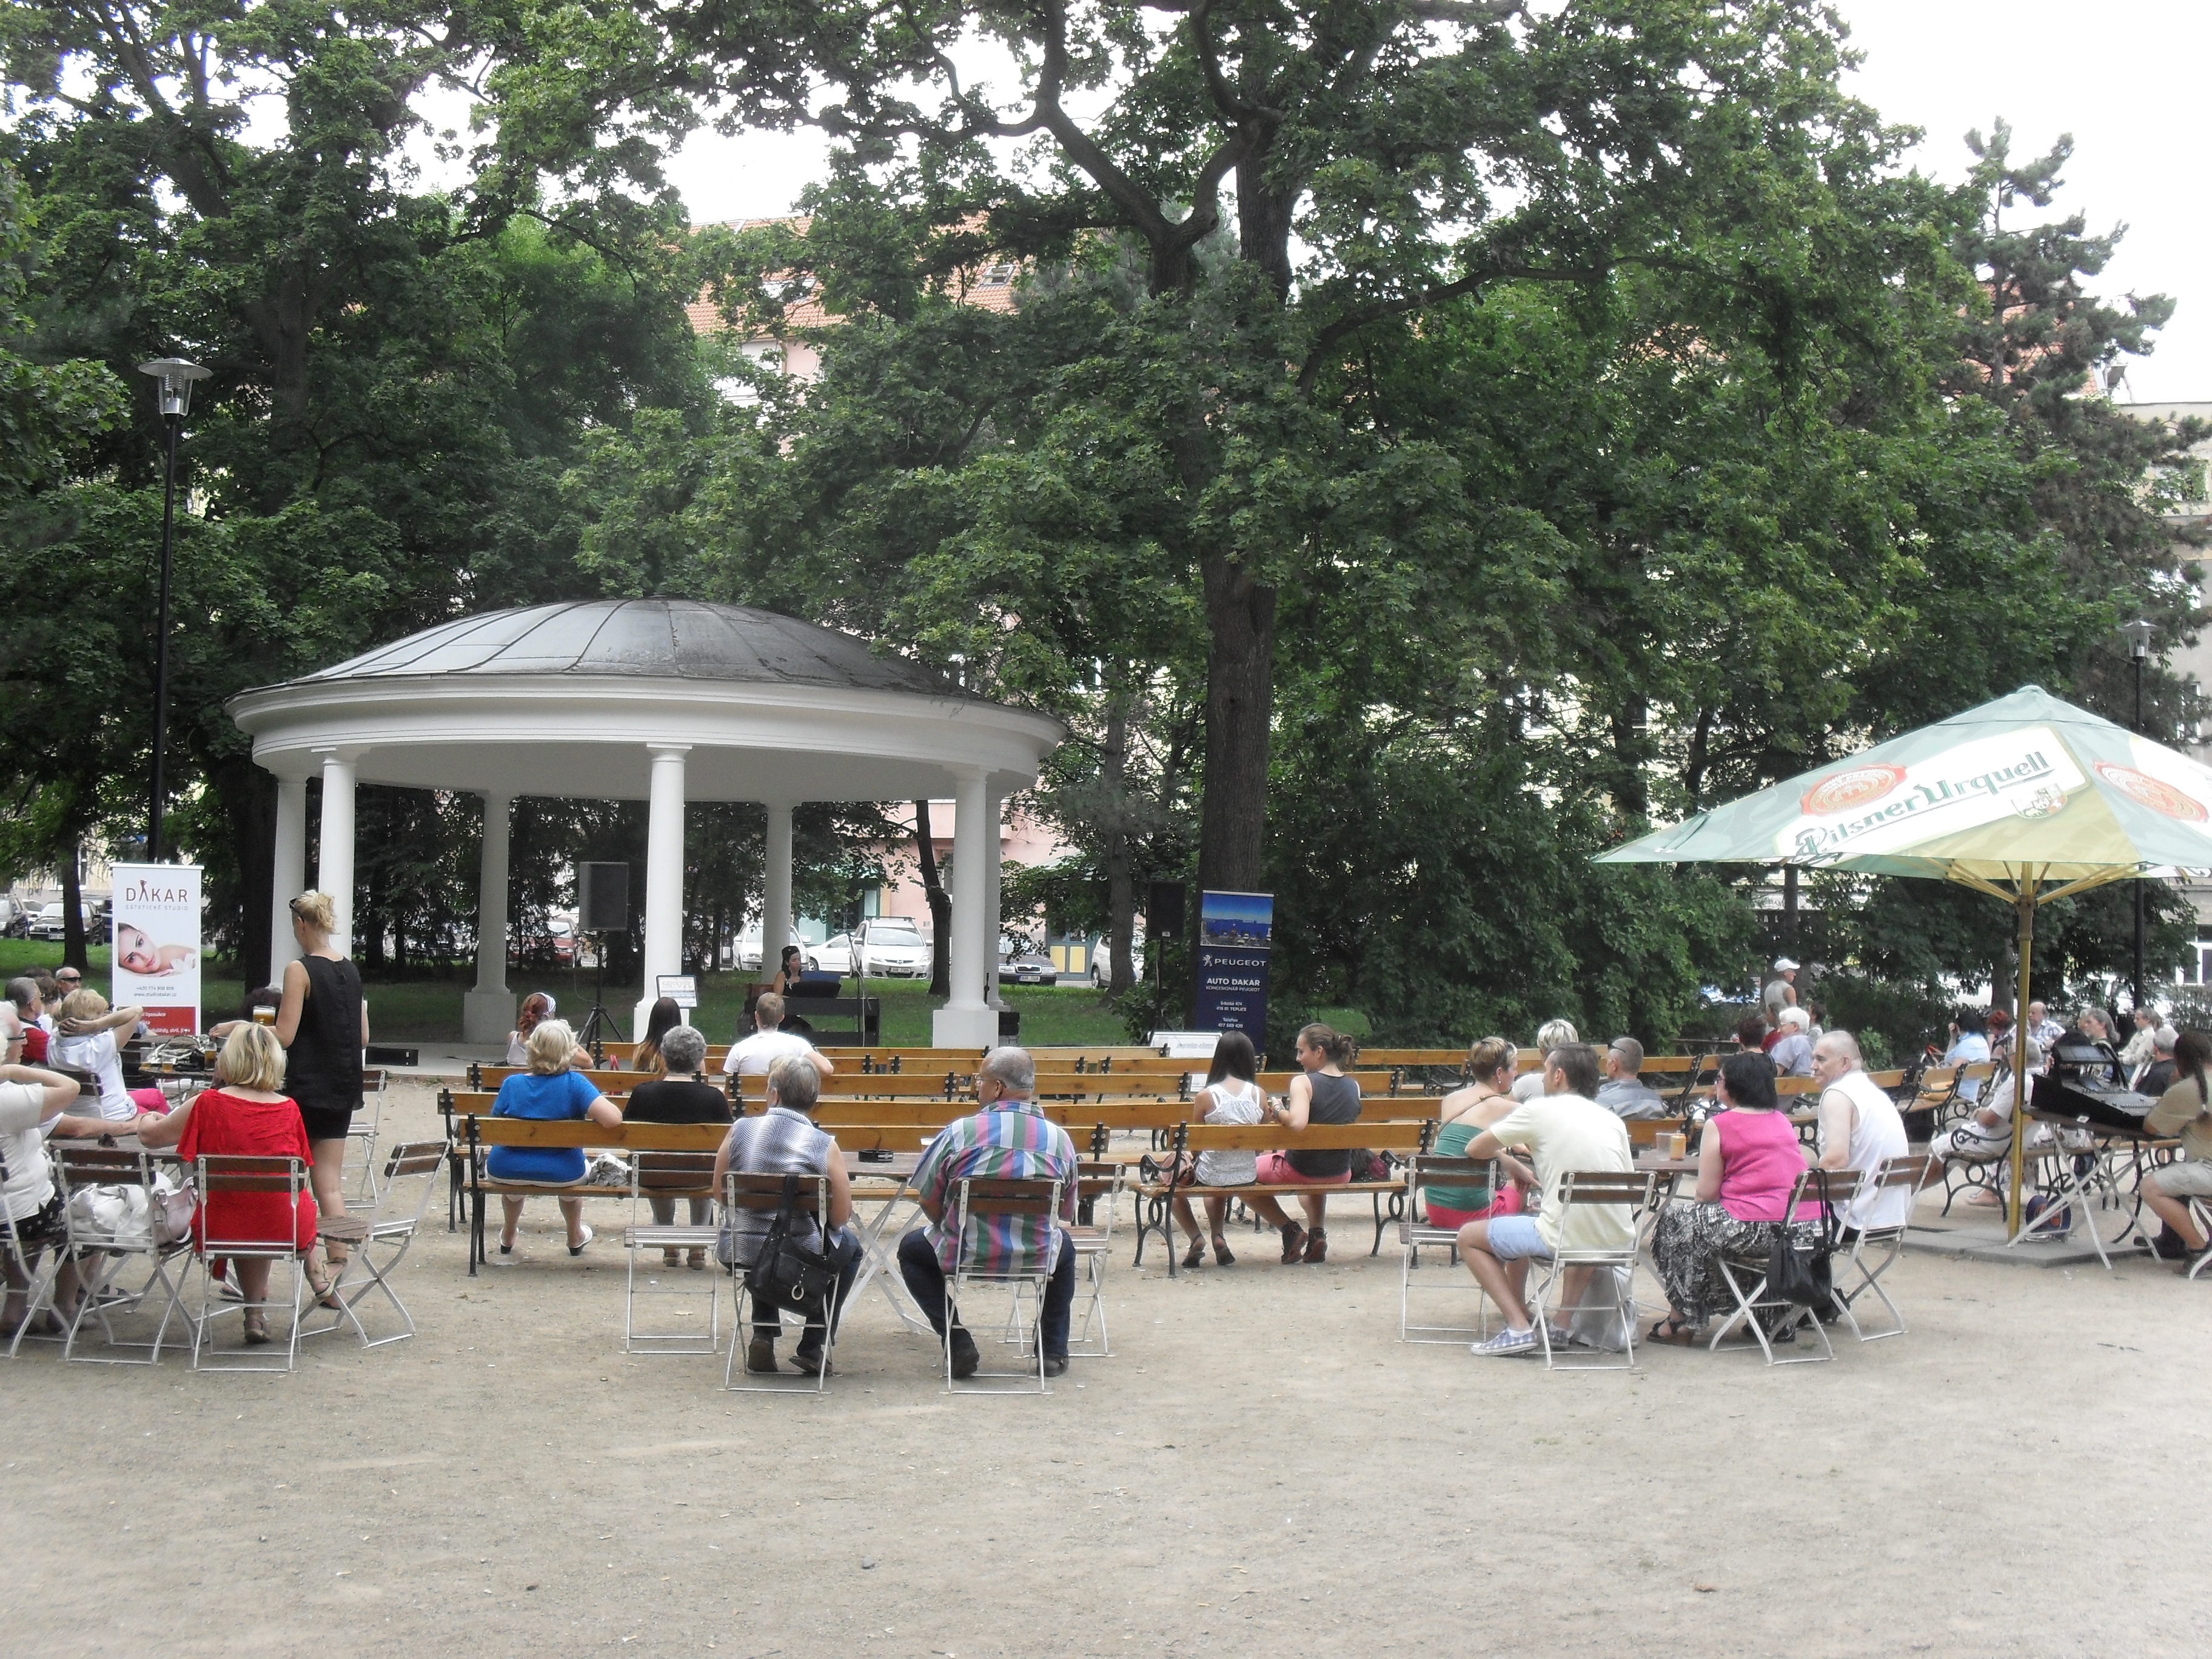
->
xmin=1597 ymin=684 xmax=2204 ymax=1244
xmin=1598 ymin=685 xmax=2212 ymax=903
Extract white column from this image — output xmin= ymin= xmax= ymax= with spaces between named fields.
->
xmin=636 ymin=746 xmax=689 ymax=1036
xmin=985 ymin=783 xmax=1007 ymax=1009
xmin=315 ymin=749 xmax=357 ymax=959
xmin=463 ymin=793 xmax=515 ymax=1044
xmin=269 ymin=771 xmax=308 ymax=977
xmin=933 ymin=765 xmax=997 ymax=1048
xmin=763 ymin=802 xmax=794 ymax=977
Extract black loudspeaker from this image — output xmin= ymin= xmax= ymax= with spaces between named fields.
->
xmin=578 ymin=862 xmax=630 ymax=934
xmin=1146 ymin=880 xmax=1185 ymax=942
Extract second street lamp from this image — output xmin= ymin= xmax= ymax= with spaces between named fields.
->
xmin=136 ymin=357 xmax=210 ymax=866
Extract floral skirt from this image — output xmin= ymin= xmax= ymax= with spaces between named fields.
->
xmin=1650 ymin=1201 xmax=1821 ymax=1326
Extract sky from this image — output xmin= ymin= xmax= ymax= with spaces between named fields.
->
xmin=651 ymin=1 xmax=2212 ymax=403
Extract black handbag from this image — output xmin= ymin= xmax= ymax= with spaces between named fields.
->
xmin=1766 ymin=1169 xmax=1838 ymax=1307
xmin=746 ymin=1174 xmax=839 ymax=1309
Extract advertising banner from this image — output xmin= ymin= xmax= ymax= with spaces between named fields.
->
xmin=1194 ymin=890 xmax=1272 ymax=1045
xmin=110 ymin=863 xmax=202 ymax=1036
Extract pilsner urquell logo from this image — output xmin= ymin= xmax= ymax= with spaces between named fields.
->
xmin=1792 ymin=747 xmax=2062 ymax=857
xmin=2094 ymin=762 xmax=2210 ymax=823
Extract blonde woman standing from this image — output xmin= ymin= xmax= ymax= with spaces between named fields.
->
xmin=273 ymin=893 xmax=366 ymax=1272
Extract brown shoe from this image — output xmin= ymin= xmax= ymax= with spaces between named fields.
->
xmin=686 ymin=1248 xmax=706 ymax=1272
xmin=745 ymin=1336 xmax=777 ymax=1373
xmin=662 ymin=1248 xmax=681 ymax=1269
xmin=1278 ymin=1224 xmax=1307 ymax=1264
xmin=1303 ymin=1227 xmax=1328 ymax=1264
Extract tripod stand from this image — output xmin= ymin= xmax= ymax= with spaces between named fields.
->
xmin=575 ymin=931 xmax=625 ymax=1059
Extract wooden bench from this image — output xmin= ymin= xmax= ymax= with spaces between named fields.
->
xmin=451 ymin=1115 xmax=730 ymax=1275
xmin=1131 ymin=1120 xmax=1433 ymax=1275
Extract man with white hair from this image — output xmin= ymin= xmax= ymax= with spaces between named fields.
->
xmin=899 ymin=1046 xmax=1080 ymax=1379
xmin=2028 ymin=1001 xmax=2065 ymax=1054
xmin=1512 ymin=1019 xmax=1580 ymax=1102
xmin=1595 ymin=1037 xmax=1667 ymax=1118
xmin=1769 ymin=1007 xmax=1815 ymax=1078
xmin=2135 ymin=1025 xmax=2179 ymax=1096
xmin=1810 ymin=1030 xmax=1912 ymax=1232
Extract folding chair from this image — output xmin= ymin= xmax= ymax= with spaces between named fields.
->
xmin=622 ymin=1149 xmax=723 ymax=1355
xmin=1708 ymin=1168 xmax=1860 ymax=1367
xmin=186 ymin=1155 xmax=314 ymax=1373
xmin=1063 ymin=1161 xmax=1124 ymax=1359
xmin=945 ymin=1175 xmax=1066 ymax=1395
xmin=722 ymin=1171 xmax=835 ymax=1393
xmin=0 ymin=1144 xmax=64 ymax=1359
xmin=1527 ymin=1169 xmax=1658 ymax=1372
xmin=2185 ymin=1193 xmax=2212 ymax=1282
xmin=306 ymin=1140 xmax=447 ymax=1347
xmin=343 ymin=1068 xmax=389 ymax=1206
xmin=1397 ymin=1154 xmax=1497 ymax=1345
xmin=51 ymin=1145 xmax=189 ymax=1366
xmin=1832 ymin=1155 xmax=1931 ymax=1342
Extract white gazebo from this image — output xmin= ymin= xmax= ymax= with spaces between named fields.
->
xmin=227 ymin=599 xmax=1065 ymax=1046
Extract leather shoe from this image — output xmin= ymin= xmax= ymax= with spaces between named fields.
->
xmin=1042 ymin=1355 xmax=1070 ymax=1378
xmin=948 ymin=1331 xmax=980 ymax=1379
xmin=745 ymin=1336 xmax=777 ymax=1373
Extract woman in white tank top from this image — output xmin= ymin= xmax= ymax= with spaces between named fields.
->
xmin=1172 ymin=1032 xmax=1267 ymax=1269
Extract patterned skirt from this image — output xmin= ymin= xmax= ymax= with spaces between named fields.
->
xmin=1650 ymin=1201 xmax=1822 ymax=1326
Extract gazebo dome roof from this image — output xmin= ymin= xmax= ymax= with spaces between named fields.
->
xmin=297 ymin=598 xmax=971 ymax=699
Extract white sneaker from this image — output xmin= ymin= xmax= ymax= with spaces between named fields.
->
xmin=1472 ymin=1326 xmax=1538 ymax=1357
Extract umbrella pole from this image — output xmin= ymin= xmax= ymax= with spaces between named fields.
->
xmin=2007 ymin=886 xmax=2037 ymax=1236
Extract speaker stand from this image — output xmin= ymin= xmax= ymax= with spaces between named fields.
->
xmin=575 ymin=931 xmax=625 ymax=1061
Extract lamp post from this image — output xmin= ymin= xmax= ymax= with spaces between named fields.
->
xmin=2122 ymin=617 xmax=2156 ymax=1013
xmin=136 ymin=357 xmax=210 ymax=866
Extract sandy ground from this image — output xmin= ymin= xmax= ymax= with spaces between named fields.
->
xmin=5 ymin=1081 xmax=2210 ymax=1658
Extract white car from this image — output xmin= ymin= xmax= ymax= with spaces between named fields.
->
xmin=1089 ymin=933 xmax=1146 ymax=987
xmin=807 ymin=934 xmax=856 ymax=976
xmin=856 ymin=918 xmax=930 ymax=978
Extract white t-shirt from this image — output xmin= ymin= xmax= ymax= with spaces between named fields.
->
xmin=1486 ymin=1094 xmax=1635 ymax=1254
xmin=53 ymin=1028 xmax=133 ymax=1121
xmin=0 ymin=1079 xmax=55 ymax=1221
xmin=1944 ymin=1033 xmax=1989 ymax=1102
xmin=1818 ymin=1070 xmax=1911 ymax=1231
xmin=1193 ymin=1079 xmax=1265 ymax=1185
xmin=722 ymin=1029 xmax=818 ymax=1078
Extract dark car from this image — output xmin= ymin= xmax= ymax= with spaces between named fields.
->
xmin=996 ymin=948 xmax=1059 ymax=986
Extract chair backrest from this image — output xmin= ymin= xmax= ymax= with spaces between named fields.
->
xmin=1407 ymin=1153 xmax=1494 ymax=1188
xmin=1787 ymin=1164 xmax=1863 ymax=1221
xmin=1554 ymin=1168 xmax=1659 ymax=1208
xmin=373 ymin=1139 xmax=449 ymax=1225
xmin=632 ymin=1149 xmax=719 ymax=1193
xmin=197 ymin=1154 xmax=304 ymax=1193
xmin=721 ymin=1171 xmax=826 ymax=1216
xmin=192 ymin=1153 xmax=308 ymax=1256
xmin=53 ymin=1144 xmax=153 ymax=1189
xmin=949 ymin=1175 xmax=1067 ymax=1279
xmin=1860 ymin=1153 xmax=1932 ymax=1224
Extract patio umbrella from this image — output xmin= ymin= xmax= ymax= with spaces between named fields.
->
xmin=1597 ymin=684 xmax=2212 ymax=1231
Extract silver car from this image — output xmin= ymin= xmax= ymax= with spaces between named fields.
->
xmin=857 ymin=919 xmax=930 ymax=977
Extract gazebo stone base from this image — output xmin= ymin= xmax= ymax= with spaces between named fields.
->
xmin=933 ymin=1004 xmax=999 ymax=1049
xmin=463 ymin=988 xmax=517 ymax=1047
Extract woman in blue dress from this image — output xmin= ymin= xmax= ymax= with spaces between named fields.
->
xmin=490 ymin=1019 xmax=622 ymax=1261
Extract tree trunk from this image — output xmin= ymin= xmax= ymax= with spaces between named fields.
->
xmin=914 ymin=800 xmax=953 ymax=998
xmin=210 ymin=754 xmax=276 ymax=991
xmin=1196 ymin=555 xmax=1277 ymax=896
xmin=1609 ymin=701 xmax=1650 ymax=821
xmin=1103 ymin=698 xmax=1136 ymax=997
xmin=59 ymin=840 xmax=86 ymax=972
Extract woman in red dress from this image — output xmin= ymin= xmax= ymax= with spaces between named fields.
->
xmin=141 ymin=1024 xmax=326 ymax=1344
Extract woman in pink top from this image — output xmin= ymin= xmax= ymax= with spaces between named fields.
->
xmin=1647 ymin=1052 xmax=1817 ymax=1344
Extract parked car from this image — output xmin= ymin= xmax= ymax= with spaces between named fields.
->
xmin=0 ymin=899 xmax=24 ymax=938
xmin=808 ymin=933 xmax=856 ymax=976
xmin=1089 ymin=932 xmax=1147 ymax=988
xmin=856 ymin=917 xmax=930 ymax=978
xmin=735 ymin=917 xmax=800 ymax=972
xmin=27 ymin=903 xmax=80 ymax=942
xmin=997 ymin=947 xmax=1059 ymax=986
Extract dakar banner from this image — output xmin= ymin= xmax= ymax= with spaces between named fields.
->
xmin=110 ymin=863 xmax=202 ymax=1035
xmin=1194 ymin=890 xmax=1273 ymax=1045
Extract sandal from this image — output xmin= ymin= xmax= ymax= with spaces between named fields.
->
xmin=1278 ymin=1223 xmax=1307 ymax=1264
xmin=1212 ymin=1235 xmax=1236 ymax=1267
xmin=242 ymin=1313 xmax=271 ymax=1346
xmin=662 ymin=1248 xmax=681 ymax=1269
xmin=1648 ymin=1315 xmax=1698 ymax=1346
xmin=1302 ymin=1227 xmax=1329 ymax=1265
xmin=306 ymin=1270 xmax=343 ymax=1312
xmin=686 ymin=1248 xmax=706 ymax=1272
xmin=1182 ymin=1238 xmax=1207 ymax=1270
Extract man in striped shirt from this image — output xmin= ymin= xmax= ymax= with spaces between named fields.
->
xmin=898 ymin=1046 xmax=1079 ymax=1379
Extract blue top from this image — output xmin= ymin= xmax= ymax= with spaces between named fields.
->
xmin=486 ymin=1070 xmax=603 ymax=1184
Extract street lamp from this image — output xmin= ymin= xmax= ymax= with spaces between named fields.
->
xmin=2122 ymin=617 xmax=2156 ymax=1011
xmin=136 ymin=357 xmax=210 ymax=866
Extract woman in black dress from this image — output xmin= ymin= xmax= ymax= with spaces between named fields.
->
xmin=274 ymin=891 xmax=367 ymax=1282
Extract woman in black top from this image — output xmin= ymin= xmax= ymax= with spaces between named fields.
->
xmin=623 ymin=1025 xmax=732 ymax=1269
xmin=1246 ymin=1024 xmax=1363 ymax=1265
xmin=768 ymin=945 xmax=805 ymax=997
xmin=275 ymin=891 xmax=367 ymax=1279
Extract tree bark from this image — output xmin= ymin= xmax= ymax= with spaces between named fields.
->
xmin=1102 ymin=697 xmax=1136 ymax=996
xmin=1196 ymin=555 xmax=1278 ymax=895
xmin=210 ymin=754 xmax=276 ymax=991
xmin=59 ymin=839 xmax=86 ymax=972
xmin=914 ymin=800 xmax=953 ymax=998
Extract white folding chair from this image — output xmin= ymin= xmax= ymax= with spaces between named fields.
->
xmin=1062 ymin=1161 xmax=1124 ymax=1359
xmin=2185 ymin=1193 xmax=2212 ymax=1282
xmin=186 ymin=1154 xmax=313 ymax=1373
xmin=1527 ymin=1169 xmax=1658 ymax=1372
xmin=945 ymin=1175 xmax=1065 ymax=1395
xmin=722 ymin=1171 xmax=837 ymax=1393
xmin=51 ymin=1144 xmax=189 ymax=1366
xmin=0 ymin=1144 xmax=64 ymax=1359
xmin=343 ymin=1068 xmax=389 ymax=1206
xmin=622 ymin=1149 xmax=723 ymax=1355
xmin=1832 ymin=1155 xmax=1931 ymax=1342
xmin=1397 ymin=1153 xmax=1498 ymax=1345
xmin=306 ymin=1140 xmax=447 ymax=1347
xmin=1709 ymin=1167 xmax=1860 ymax=1367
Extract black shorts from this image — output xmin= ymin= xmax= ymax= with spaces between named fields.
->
xmin=295 ymin=1097 xmax=357 ymax=1143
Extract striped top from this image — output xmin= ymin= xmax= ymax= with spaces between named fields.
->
xmin=912 ymin=1101 xmax=1078 ymax=1275
xmin=716 ymin=1105 xmax=838 ymax=1258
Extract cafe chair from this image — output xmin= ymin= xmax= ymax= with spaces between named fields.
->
xmin=306 ymin=1140 xmax=447 ymax=1348
xmin=52 ymin=1144 xmax=189 ymax=1366
xmin=722 ymin=1171 xmax=835 ymax=1393
xmin=621 ymin=1149 xmax=724 ymax=1356
xmin=343 ymin=1067 xmax=389 ymax=1206
xmin=1527 ymin=1168 xmax=1659 ymax=1372
xmin=1061 ymin=1161 xmax=1124 ymax=1359
xmin=1831 ymin=1154 xmax=1931 ymax=1341
xmin=1709 ymin=1167 xmax=1862 ymax=1367
xmin=945 ymin=1175 xmax=1066 ymax=1395
xmin=1396 ymin=1153 xmax=1498 ymax=1346
xmin=186 ymin=1154 xmax=315 ymax=1373
xmin=0 ymin=1144 xmax=64 ymax=1359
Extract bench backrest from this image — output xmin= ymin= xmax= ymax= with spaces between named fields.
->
xmin=1175 ymin=1121 xmax=1426 ymax=1155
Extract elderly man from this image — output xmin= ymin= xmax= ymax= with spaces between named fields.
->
xmin=1810 ymin=1031 xmax=1911 ymax=1233
xmin=2119 ymin=1007 xmax=2159 ymax=1078
xmin=897 ymin=1047 xmax=1080 ymax=1379
xmin=2028 ymin=1001 xmax=2065 ymax=1055
xmin=1456 ymin=1043 xmax=1635 ymax=1357
xmin=1770 ymin=1007 xmax=1815 ymax=1078
xmin=721 ymin=993 xmax=834 ymax=1082
xmin=2135 ymin=1025 xmax=2179 ymax=1096
xmin=1594 ymin=1037 xmax=1666 ymax=1118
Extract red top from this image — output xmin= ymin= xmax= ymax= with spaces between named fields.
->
xmin=21 ymin=1026 xmax=47 ymax=1063
xmin=178 ymin=1088 xmax=318 ymax=1253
